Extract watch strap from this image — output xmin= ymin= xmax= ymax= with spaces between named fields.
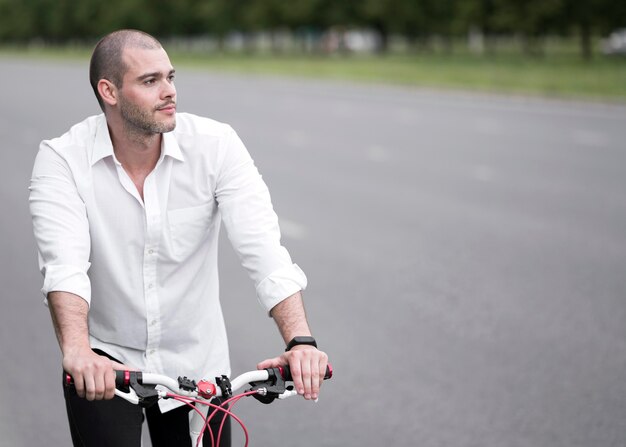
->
xmin=285 ymin=336 xmax=317 ymax=351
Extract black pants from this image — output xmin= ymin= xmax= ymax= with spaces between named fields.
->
xmin=63 ymin=350 xmax=231 ymax=447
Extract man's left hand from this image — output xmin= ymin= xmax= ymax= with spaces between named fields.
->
xmin=257 ymin=345 xmax=329 ymax=400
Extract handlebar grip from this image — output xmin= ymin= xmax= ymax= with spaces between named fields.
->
xmin=64 ymin=370 xmax=138 ymax=388
xmin=116 ymin=370 xmax=131 ymax=387
xmin=278 ymin=363 xmax=333 ymax=381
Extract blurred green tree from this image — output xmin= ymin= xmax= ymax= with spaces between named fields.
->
xmin=492 ymin=0 xmax=564 ymax=56
xmin=561 ymin=0 xmax=626 ymax=59
xmin=0 ymin=0 xmax=35 ymax=41
xmin=0 ymin=0 xmax=624 ymax=59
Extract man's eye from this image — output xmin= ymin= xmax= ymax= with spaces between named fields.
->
xmin=168 ymin=75 xmax=175 ymax=82
xmin=144 ymin=79 xmax=156 ymax=85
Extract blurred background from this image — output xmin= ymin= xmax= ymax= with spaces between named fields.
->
xmin=1 ymin=0 xmax=626 ymax=57
xmin=1 ymin=0 xmax=625 ymax=446
xmin=0 ymin=0 xmax=626 ymax=99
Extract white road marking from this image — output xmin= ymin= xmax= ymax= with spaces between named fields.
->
xmin=279 ymin=218 xmax=307 ymax=240
xmin=571 ymin=129 xmax=610 ymax=148
xmin=472 ymin=117 xmax=504 ymax=135
xmin=471 ymin=165 xmax=495 ymax=182
xmin=367 ymin=145 xmax=390 ymax=162
xmin=284 ymin=130 xmax=308 ymax=148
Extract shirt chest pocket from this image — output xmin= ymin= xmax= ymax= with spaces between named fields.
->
xmin=167 ymin=202 xmax=215 ymax=259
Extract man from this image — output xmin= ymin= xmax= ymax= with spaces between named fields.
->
xmin=29 ymin=29 xmax=328 ymax=446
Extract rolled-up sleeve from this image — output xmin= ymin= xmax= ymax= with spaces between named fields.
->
xmin=29 ymin=143 xmax=91 ymax=305
xmin=255 ymin=263 xmax=307 ymax=313
xmin=215 ymin=128 xmax=307 ymax=313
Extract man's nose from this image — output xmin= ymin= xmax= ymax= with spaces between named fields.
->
xmin=162 ymin=80 xmax=176 ymax=98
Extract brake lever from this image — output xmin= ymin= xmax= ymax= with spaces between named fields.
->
xmin=277 ymin=388 xmax=298 ymax=399
xmin=114 ymin=387 xmax=139 ymax=405
xmin=249 ymin=367 xmax=286 ymax=404
xmin=117 ymin=375 xmax=159 ymax=407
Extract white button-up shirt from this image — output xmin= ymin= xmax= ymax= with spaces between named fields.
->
xmin=29 ymin=113 xmax=307 ymax=411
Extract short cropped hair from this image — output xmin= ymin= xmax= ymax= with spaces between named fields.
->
xmin=89 ymin=29 xmax=162 ymax=110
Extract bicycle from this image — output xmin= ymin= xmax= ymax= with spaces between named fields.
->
xmin=66 ymin=364 xmax=332 ymax=447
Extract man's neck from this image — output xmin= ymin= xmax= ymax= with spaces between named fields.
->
xmin=108 ymin=121 xmax=162 ymax=176
xmin=106 ymin=118 xmax=163 ymax=202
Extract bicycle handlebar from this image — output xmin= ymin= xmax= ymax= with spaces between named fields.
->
xmin=64 ymin=363 xmax=332 ymax=446
xmin=65 ymin=363 xmax=332 ymax=405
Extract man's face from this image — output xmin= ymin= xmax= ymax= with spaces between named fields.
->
xmin=117 ymin=46 xmax=177 ymax=134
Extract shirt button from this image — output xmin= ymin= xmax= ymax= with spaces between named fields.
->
xmin=150 ymin=320 xmax=157 ymax=326
xmin=149 ymin=349 xmax=156 ymax=355
xmin=148 ymin=249 xmax=154 ymax=255
xmin=148 ymin=283 xmax=153 ymax=289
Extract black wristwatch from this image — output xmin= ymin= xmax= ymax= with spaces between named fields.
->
xmin=285 ymin=336 xmax=317 ymax=351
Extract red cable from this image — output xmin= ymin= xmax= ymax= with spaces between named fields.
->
xmin=173 ymin=397 xmax=216 ymax=447
xmin=170 ymin=397 xmax=224 ymax=447
xmin=210 ymin=391 xmax=258 ymax=447
xmin=167 ymin=393 xmax=252 ymax=446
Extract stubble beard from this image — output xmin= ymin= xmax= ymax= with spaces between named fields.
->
xmin=119 ymin=95 xmax=176 ymax=136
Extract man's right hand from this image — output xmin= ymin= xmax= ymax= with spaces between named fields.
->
xmin=63 ymin=346 xmax=130 ymax=401
xmin=48 ymin=291 xmax=133 ymax=401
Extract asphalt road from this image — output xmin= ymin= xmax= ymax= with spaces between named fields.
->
xmin=1 ymin=56 xmax=625 ymax=447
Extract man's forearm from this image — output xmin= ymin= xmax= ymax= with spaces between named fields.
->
xmin=48 ymin=291 xmax=91 ymax=354
xmin=262 ymin=290 xmax=328 ymax=401
xmin=270 ymin=291 xmax=312 ymax=343
xmin=48 ymin=291 xmax=122 ymax=401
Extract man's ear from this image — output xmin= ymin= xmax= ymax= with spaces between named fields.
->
xmin=98 ymin=79 xmax=118 ymax=107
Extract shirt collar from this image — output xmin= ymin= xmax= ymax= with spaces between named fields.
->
xmin=162 ymin=129 xmax=185 ymax=162
xmin=90 ymin=114 xmax=114 ymax=166
xmin=90 ymin=114 xmax=185 ymax=166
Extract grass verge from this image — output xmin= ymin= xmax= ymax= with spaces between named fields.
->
xmin=2 ymin=45 xmax=625 ymax=102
